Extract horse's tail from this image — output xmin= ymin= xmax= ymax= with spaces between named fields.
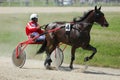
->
xmin=36 ymin=39 xmax=47 ymax=54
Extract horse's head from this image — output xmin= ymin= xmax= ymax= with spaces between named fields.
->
xmin=93 ymin=6 xmax=109 ymax=27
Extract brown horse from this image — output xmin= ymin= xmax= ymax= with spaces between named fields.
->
xmin=37 ymin=6 xmax=109 ymax=69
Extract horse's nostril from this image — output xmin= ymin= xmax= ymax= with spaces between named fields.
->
xmin=104 ymin=23 xmax=109 ymax=27
xmin=106 ymin=23 xmax=109 ymax=27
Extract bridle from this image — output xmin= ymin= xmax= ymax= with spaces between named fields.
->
xmin=94 ymin=10 xmax=104 ymax=22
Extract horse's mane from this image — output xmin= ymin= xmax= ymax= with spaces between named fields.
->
xmin=73 ymin=10 xmax=94 ymax=22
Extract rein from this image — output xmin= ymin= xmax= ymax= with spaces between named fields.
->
xmin=40 ymin=24 xmax=47 ymax=29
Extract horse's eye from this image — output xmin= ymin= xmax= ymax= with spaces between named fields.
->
xmin=96 ymin=14 xmax=99 ymax=16
xmin=95 ymin=13 xmax=101 ymax=18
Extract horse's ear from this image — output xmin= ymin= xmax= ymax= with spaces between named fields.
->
xmin=95 ymin=5 xmax=97 ymax=11
xmin=98 ymin=6 xmax=101 ymax=11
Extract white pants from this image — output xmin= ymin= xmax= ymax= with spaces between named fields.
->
xmin=31 ymin=32 xmax=45 ymax=42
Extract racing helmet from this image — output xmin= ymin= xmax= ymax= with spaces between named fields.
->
xmin=30 ymin=14 xmax=38 ymax=20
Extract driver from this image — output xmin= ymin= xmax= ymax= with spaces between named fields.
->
xmin=25 ymin=13 xmax=45 ymax=42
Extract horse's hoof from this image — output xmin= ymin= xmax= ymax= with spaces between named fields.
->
xmin=84 ymin=57 xmax=89 ymax=62
xmin=45 ymin=64 xmax=51 ymax=70
xmin=69 ymin=66 xmax=73 ymax=69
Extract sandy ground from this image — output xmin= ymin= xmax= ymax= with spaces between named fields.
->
xmin=0 ymin=7 xmax=120 ymax=80
xmin=0 ymin=7 xmax=120 ymax=14
xmin=0 ymin=57 xmax=120 ymax=80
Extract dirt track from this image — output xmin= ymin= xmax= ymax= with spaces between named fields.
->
xmin=0 ymin=7 xmax=120 ymax=14
xmin=0 ymin=57 xmax=120 ymax=80
xmin=0 ymin=7 xmax=120 ymax=80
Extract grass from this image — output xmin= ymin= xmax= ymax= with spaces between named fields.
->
xmin=0 ymin=12 xmax=120 ymax=68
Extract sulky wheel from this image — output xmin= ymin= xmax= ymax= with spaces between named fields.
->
xmin=12 ymin=47 xmax=26 ymax=68
xmin=50 ymin=47 xmax=64 ymax=68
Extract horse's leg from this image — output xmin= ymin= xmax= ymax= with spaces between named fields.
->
xmin=44 ymin=43 xmax=58 ymax=69
xmin=83 ymin=44 xmax=97 ymax=62
xmin=69 ymin=47 xmax=76 ymax=69
xmin=44 ymin=48 xmax=52 ymax=69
